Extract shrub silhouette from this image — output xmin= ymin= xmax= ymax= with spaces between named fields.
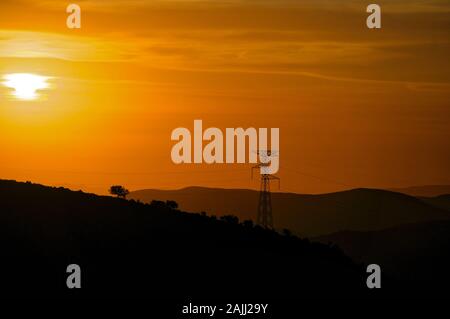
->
xmin=220 ymin=215 xmax=239 ymax=224
xmin=282 ymin=228 xmax=292 ymax=237
xmin=166 ymin=200 xmax=178 ymax=210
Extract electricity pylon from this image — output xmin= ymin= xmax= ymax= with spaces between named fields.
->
xmin=251 ymin=150 xmax=280 ymax=229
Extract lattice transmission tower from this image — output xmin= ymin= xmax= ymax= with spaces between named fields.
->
xmin=251 ymin=150 xmax=280 ymax=229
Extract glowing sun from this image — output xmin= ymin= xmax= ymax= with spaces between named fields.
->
xmin=2 ymin=73 xmax=52 ymax=101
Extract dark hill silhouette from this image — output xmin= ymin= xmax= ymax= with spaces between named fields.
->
xmin=129 ymin=187 xmax=450 ymax=237
xmin=388 ymin=185 xmax=450 ymax=197
xmin=315 ymin=220 xmax=450 ymax=288
xmin=0 ymin=179 xmax=372 ymax=299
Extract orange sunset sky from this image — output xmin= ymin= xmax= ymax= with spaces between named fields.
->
xmin=0 ymin=0 xmax=449 ymax=194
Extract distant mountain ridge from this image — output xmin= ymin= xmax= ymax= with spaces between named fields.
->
xmin=130 ymin=186 xmax=450 ymax=237
xmin=389 ymin=185 xmax=450 ymax=197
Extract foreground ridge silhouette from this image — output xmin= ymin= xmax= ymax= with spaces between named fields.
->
xmin=0 ymin=179 xmax=429 ymax=299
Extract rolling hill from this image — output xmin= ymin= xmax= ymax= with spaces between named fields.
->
xmin=389 ymin=185 xmax=450 ymax=197
xmin=315 ymin=220 xmax=450 ymax=286
xmin=129 ymin=187 xmax=450 ymax=237
xmin=420 ymin=194 xmax=450 ymax=211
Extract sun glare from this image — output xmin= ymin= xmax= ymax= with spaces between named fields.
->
xmin=2 ymin=73 xmax=51 ymax=101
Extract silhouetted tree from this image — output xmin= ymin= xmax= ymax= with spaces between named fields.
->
xmin=221 ymin=215 xmax=239 ymax=224
xmin=109 ymin=185 xmax=129 ymax=199
xmin=166 ymin=200 xmax=178 ymax=210
xmin=150 ymin=200 xmax=166 ymax=209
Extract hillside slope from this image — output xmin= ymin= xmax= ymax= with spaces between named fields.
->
xmin=130 ymin=187 xmax=450 ymax=237
xmin=0 ymin=179 xmax=368 ymax=298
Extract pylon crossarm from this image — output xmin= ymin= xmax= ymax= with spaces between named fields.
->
xmin=267 ymin=175 xmax=281 ymax=190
